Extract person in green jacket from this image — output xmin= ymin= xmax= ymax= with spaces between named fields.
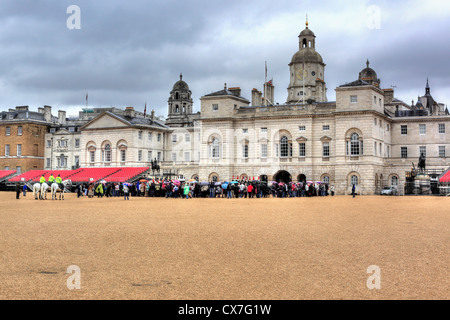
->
xmin=39 ymin=175 xmax=46 ymax=184
xmin=48 ymin=173 xmax=55 ymax=185
xmin=183 ymin=183 xmax=190 ymax=199
xmin=95 ymin=183 xmax=104 ymax=198
xmin=55 ymin=174 xmax=63 ymax=190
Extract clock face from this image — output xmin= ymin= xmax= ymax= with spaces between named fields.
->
xmin=296 ymin=68 xmax=307 ymax=80
xmin=311 ymin=71 xmax=316 ymax=76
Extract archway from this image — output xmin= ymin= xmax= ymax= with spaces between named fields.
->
xmin=298 ymin=174 xmax=306 ymax=183
xmin=274 ymin=170 xmax=292 ymax=183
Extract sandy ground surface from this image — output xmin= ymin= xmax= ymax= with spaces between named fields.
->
xmin=0 ymin=191 xmax=448 ymax=300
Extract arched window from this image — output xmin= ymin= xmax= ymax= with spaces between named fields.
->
xmin=211 ymin=138 xmax=220 ymax=158
xmin=322 ymin=175 xmax=330 ymax=184
xmin=351 ymin=175 xmax=359 ymax=186
xmin=102 ymin=144 xmax=111 ymax=162
xmin=350 ymin=133 xmax=360 ymax=155
xmin=280 ymin=136 xmax=289 ymax=157
xmin=391 ymin=176 xmax=398 ymax=186
xmin=346 ymin=130 xmax=363 ymax=156
xmin=175 ymin=105 xmax=179 ymax=113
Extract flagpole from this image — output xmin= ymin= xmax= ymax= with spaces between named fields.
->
xmin=264 ymin=61 xmax=267 ymax=107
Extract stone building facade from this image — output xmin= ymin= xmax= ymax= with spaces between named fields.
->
xmin=0 ymin=106 xmax=58 ymax=173
xmin=4 ymin=22 xmax=449 ymax=194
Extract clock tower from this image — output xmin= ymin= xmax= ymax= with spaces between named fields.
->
xmin=287 ymin=20 xmax=327 ymax=104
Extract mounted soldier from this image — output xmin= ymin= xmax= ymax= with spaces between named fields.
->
xmin=418 ymin=153 xmax=426 ymax=174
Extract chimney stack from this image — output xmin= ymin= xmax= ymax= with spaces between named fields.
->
xmin=43 ymin=105 xmax=52 ymax=123
xmin=151 ymin=110 xmax=155 ymax=121
xmin=16 ymin=106 xmax=29 ymax=112
xmin=58 ymin=110 xmax=67 ymax=125
xmin=124 ymin=106 xmax=135 ymax=118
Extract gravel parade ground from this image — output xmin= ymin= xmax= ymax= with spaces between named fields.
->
xmin=0 ymin=192 xmax=448 ymax=300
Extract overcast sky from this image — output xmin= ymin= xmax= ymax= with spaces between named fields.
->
xmin=1 ymin=0 xmax=449 ymax=118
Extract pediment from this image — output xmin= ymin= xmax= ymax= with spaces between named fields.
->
xmin=82 ymin=112 xmax=130 ymax=130
xmin=296 ymin=136 xmax=308 ymax=143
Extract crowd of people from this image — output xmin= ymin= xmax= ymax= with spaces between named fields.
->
xmin=75 ymin=179 xmax=337 ymax=200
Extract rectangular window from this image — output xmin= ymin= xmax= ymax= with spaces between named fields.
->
xmin=261 ymin=144 xmax=268 ymax=158
xmin=69 ymin=127 xmax=75 ymax=133
xmin=75 ymin=139 xmax=80 ymax=148
xmin=401 ymin=125 xmax=407 ymax=135
xmin=50 ymin=128 xmax=56 ymax=133
xmin=212 ymin=104 xmax=219 ymax=111
xmin=90 ymin=151 xmax=95 ymax=163
xmin=6 ymin=127 xmax=10 ymax=136
xmin=419 ymin=146 xmax=426 ymax=157
xmin=148 ymin=132 xmax=152 ymax=140
xmin=323 ymin=125 xmax=330 ymax=131
xmin=172 ymin=134 xmax=177 ymax=143
xmin=157 ymin=133 xmax=161 ymax=142
xmin=148 ymin=151 xmax=152 ymax=161
xmin=5 ymin=144 xmax=10 ymax=156
xmin=18 ymin=126 xmax=23 ymax=136
xmin=172 ymin=152 xmax=176 ymax=162
xmin=299 ymin=143 xmax=306 ymax=157
xmin=185 ymin=134 xmax=190 ymax=142
xmin=138 ymin=131 xmax=143 ymax=140
xmin=157 ymin=152 xmax=161 ymax=161
xmin=350 ymin=95 xmax=357 ymax=103
xmin=46 ymin=158 xmax=51 ymax=167
xmin=439 ymin=146 xmax=445 ymax=158
xmin=261 ymin=127 xmax=268 ymax=133
xmin=47 ymin=140 xmax=52 ymax=148
xmin=438 ymin=124 xmax=445 ymax=134
xmin=242 ymin=145 xmax=249 ymax=158
xmin=401 ymin=147 xmax=408 ymax=158
xmin=138 ymin=150 xmax=143 ymax=161
xmin=17 ymin=144 xmax=22 ymax=156
xmin=374 ymin=118 xmax=377 ymax=126
xmin=184 ymin=152 xmax=190 ymax=162
xmin=74 ymin=156 xmax=79 ymax=166
xmin=16 ymin=166 xmax=21 ymax=175
xmin=299 ymin=126 xmax=306 ymax=132
xmin=120 ymin=150 xmax=126 ymax=162
xmin=323 ymin=142 xmax=330 ymax=157
xmin=387 ymin=145 xmax=390 ymax=158
xmin=242 ymin=129 xmax=248 ymax=134
xmin=419 ymin=124 xmax=426 ymax=135
xmin=374 ymin=142 xmax=377 ymax=156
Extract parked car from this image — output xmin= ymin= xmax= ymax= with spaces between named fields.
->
xmin=381 ymin=186 xmax=397 ymax=195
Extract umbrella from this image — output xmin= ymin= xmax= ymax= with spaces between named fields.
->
xmin=278 ymin=182 xmax=284 ymax=186
xmin=99 ymin=180 xmax=106 ymax=184
xmin=173 ymin=180 xmax=181 ymax=186
xmin=214 ymin=182 xmax=221 ymax=186
xmin=140 ymin=179 xmax=148 ymax=183
xmin=200 ymin=181 xmax=209 ymax=186
xmin=221 ymin=183 xmax=228 ymax=189
xmin=231 ymin=181 xmax=239 ymax=184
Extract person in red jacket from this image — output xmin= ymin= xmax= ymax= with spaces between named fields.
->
xmin=247 ymin=184 xmax=253 ymax=198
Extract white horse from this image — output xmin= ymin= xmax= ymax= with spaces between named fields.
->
xmin=51 ymin=179 xmax=72 ymax=200
xmin=33 ymin=183 xmax=41 ymax=200
xmin=39 ymin=182 xmax=50 ymax=200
